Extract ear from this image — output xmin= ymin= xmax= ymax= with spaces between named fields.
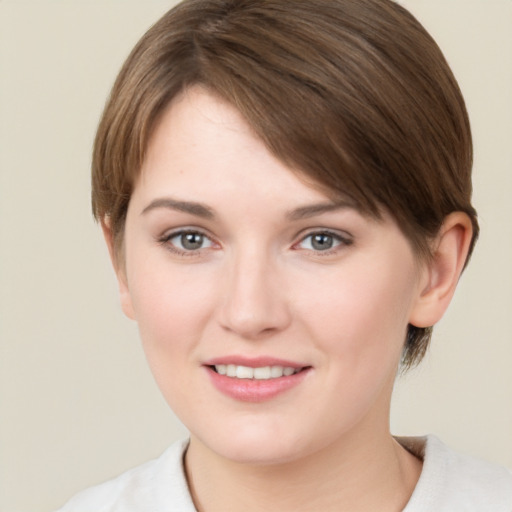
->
xmin=101 ymin=218 xmax=136 ymax=320
xmin=409 ymin=212 xmax=473 ymax=328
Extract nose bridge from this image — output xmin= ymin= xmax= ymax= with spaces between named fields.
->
xmin=219 ymin=242 xmax=290 ymax=338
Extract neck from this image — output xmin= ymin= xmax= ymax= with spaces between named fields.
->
xmin=184 ymin=424 xmax=422 ymax=512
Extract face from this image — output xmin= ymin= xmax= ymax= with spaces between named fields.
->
xmin=117 ymin=87 xmax=427 ymax=466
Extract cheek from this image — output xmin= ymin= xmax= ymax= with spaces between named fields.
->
xmin=126 ymin=254 xmax=218 ymax=359
xmin=294 ymin=259 xmax=416 ymax=366
xmin=125 ymin=261 xmax=220 ymax=414
xmin=289 ymin=263 xmax=416 ymax=433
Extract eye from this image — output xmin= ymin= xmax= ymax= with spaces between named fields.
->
xmin=161 ymin=230 xmax=214 ymax=253
xmin=296 ymin=231 xmax=352 ymax=252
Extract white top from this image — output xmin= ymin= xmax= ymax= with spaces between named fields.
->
xmin=56 ymin=436 xmax=512 ymax=511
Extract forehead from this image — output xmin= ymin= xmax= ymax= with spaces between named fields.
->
xmin=138 ymin=86 xmax=360 ymax=212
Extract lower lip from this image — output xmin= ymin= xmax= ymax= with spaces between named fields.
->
xmin=205 ymin=367 xmax=310 ymax=402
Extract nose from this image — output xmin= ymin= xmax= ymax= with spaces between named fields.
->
xmin=218 ymin=248 xmax=292 ymax=340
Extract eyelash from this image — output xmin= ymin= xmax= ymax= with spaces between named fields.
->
xmin=293 ymin=230 xmax=353 ymax=255
xmin=157 ymin=229 xmax=353 ymax=257
xmin=157 ymin=229 xmax=217 ymax=257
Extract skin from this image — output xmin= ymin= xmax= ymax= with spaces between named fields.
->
xmin=104 ymin=86 xmax=472 ymax=511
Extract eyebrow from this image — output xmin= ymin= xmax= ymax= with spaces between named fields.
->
xmin=141 ymin=197 xmax=356 ymax=221
xmin=141 ymin=198 xmax=215 ymax=219
xmin=285 ymin=200 xmax=356 ymax=221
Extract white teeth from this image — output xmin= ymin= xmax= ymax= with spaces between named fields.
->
xmin=253 ymin=366 xmax=271 ymax=380
xmin=216 ymin=364 xmax=227 ymax=375
xmin=270 ymin=366 xmax=284 ymax=378
xmin=236 ymin=365 xmax=254 ymax=379
xmin=214 ymin=364 xmax=300 ymax=379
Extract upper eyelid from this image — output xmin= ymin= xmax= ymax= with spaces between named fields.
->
xmin=159 ymin=226 xmax=213 ymax=240
xmin=295 ymin=227 xmax=353 ymax=242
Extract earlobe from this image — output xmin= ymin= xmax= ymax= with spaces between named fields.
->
xmin=409 ymin=212 xmax=473 ymax=328
xmin=101 ymin=218 xmax=136 ymax=320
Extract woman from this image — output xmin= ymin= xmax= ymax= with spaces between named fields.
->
xmin=57 ymin=0 xmax=512 ymax=510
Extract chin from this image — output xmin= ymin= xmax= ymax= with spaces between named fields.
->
xmin=192 ymin=424 xmax=308 ymax=466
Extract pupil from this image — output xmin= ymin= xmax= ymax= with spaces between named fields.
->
xmin=182 ymin=233 xmax=203 ymax=250
xmin=312 ymin=234 xmax=333 ymax=250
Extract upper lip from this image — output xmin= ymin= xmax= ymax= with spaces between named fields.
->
xmin=203 ymin=355 xmax=307 ymax=369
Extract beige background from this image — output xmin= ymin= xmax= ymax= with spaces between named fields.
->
xmin=0 ymin=1 xmax=511 ymax=511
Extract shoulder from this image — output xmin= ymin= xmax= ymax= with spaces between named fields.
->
xmin=55 ymin=438 xmax=196 ymax=512
xmin=399 ymin=435 xmax=512 ymax=512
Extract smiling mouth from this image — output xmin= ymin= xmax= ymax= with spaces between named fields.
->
xmin=210 ymin=364 xmax=305 ymax=380
xmin=206 ymin=362 xmax=311 ymax=401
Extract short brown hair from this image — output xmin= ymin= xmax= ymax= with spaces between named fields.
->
xmin=92 ymin=0 xmax=479 ymax=368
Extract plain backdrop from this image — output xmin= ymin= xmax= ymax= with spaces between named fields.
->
xmin=1 ymin=1 xmax=511 ymax=511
